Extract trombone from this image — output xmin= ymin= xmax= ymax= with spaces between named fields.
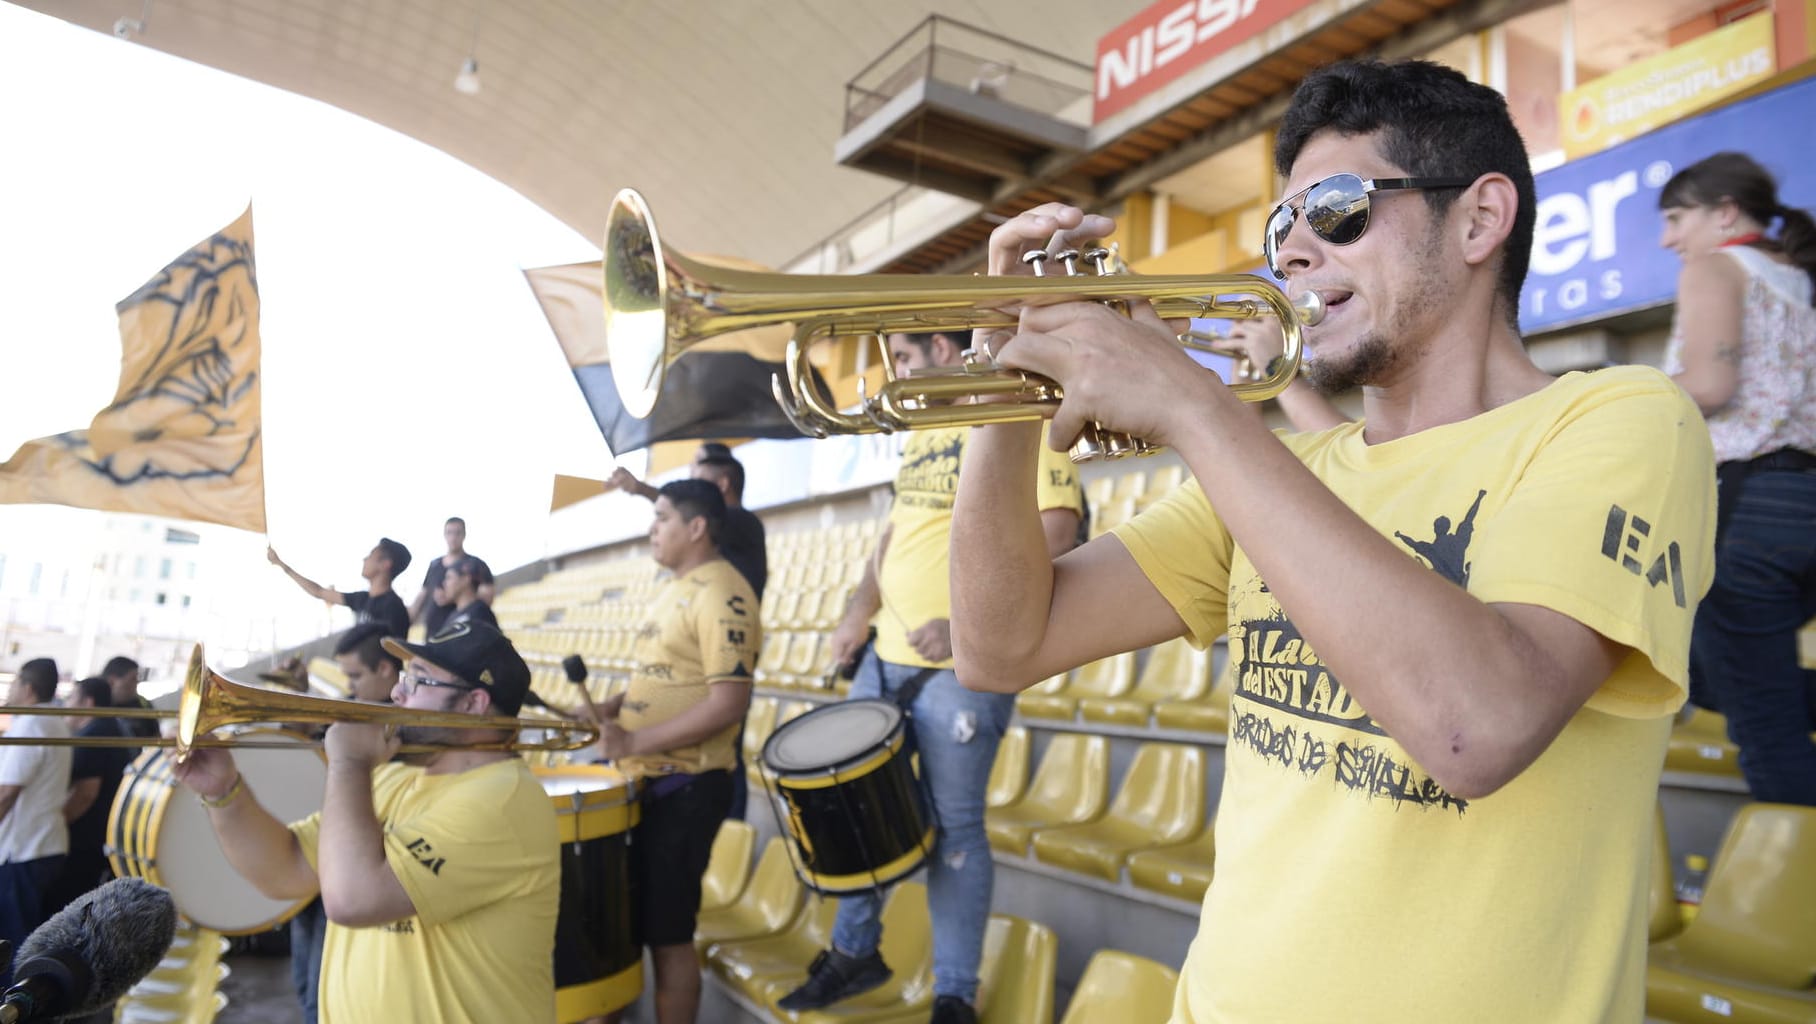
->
xmin=601 ymin=188 xmax=1323 ymax=462
xmin=0 ymin=645 xmax=598 ymax=759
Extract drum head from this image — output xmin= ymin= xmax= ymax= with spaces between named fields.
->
xmin=765 ymin=700 xmax=901 ymax=773
xmin=146 ymin=730 xmax=325 ymax=934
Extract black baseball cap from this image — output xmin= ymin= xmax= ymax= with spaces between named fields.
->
xmin=382 ymin=622 xmax=530 ymax=716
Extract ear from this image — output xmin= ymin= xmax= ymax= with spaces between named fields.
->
xmin=1457 ymin=172 xmax=1518 ymax=270
xmin=687 ymin=514 xmax=709 ymax=543
xmin=931 ymin=333 xmax=964 ymax=365
xmin=464 ymin=686 xmax=495 ymax=717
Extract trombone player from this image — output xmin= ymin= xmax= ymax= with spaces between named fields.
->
xmin=173 ymin=622 xmax=561 ymax=1022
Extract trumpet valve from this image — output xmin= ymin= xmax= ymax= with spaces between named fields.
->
xmin=1020 ymin=250 xmax=1049 ymax=277
xmin=1052 ymin=249 xmax=1081 ymax=276
xmin=1084 ymin=246 xmax=1116 ymax=276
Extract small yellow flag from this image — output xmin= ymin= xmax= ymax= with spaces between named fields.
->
xmin=0 ymin=206 xmax=265 ymax=532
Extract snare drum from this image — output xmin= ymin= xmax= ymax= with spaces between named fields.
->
xmin=535 ymin=765 xmax=642 ymax=1023
xmin=761 ymin=699 xmax=936 ymax=894
xmin=107 ymin=729 xmax=324 ymax=935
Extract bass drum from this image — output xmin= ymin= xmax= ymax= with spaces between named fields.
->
xmin=535 ymin=765 xmax=643 ymax=1023
xmin=107 ymin=728 xmax=325 ymax=935
xmin=762 ymin=699 xmax=936 ymax=894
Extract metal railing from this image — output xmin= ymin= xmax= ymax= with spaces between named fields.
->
xmin=842 ymin=15 xmax=1094 ymax=132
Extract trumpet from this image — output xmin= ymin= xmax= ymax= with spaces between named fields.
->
xmin=0 ymin=645 xmax=597 ymax=758
xmin=601 ymin=188 xmax=1323 ymax=462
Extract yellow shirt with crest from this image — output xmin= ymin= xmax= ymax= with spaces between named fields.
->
xmin=876 ymin=425 xmax=1084 ymax=668
xmin=290 ymin=759 xmax=560 ymax=1024
xmin=1111 ymin=367 xmax=1714 ymax=1024
xmin=618 ymin=558 xmax=761 ymax=778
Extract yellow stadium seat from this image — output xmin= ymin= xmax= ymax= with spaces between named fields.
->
xmin=1084 ymin=476 xmax=1116 ymax=514
xmin=760 ymin=883 xmax=934 ymax=1020
xmin=987 ymin=726 xmax=1030 ymax=810
xmin=1017 ymin=652 xmax=1135 ymax=721
xmin=745 ymin=698 xmax=781 ymax=790
xmin=976 ymin=915 xmax=1058 ymax=1024
xmin=1646 ymin=804 xmax=1816 ymax=1023
xmin=695 ymin=838 xmax=806 ymax=951
xmin=1030 ymin=743 xmax=1206 ymax=881
xmin=1648 ymin=808 xmax=1683 ymax=944
xmin=1089 ymin=496 xmax=1138 ymax=539
xmin=708 ymin=897 xmax=839 ymax=1000
xmin=1059 ymin=950 xmax=1179 ymax=1024
xmin=1127 ymin=824 xmax=1216 ymax=904
xmin=1663 ymin=708 xmax=1742 ymax=777
xmin=1800 ymin=614 xmax=1815 ymax=669
xmin=1080 ymin=637 xmax=1214 ymax=726
xmin=986 ymin=734 xmax=1110 ymax=855
xmin=1136 ymin=463 xmax=1185 ymax=509
xmin=1015 ymin=673 xmax=1071 ymax=720
xmin=784 ymin=631 xmax=826 ymax=681
xmin=777 ymin=700 xmax=816 ymax=726
xmin=1109 ymin=471 xmax=1148 ymax=505
xmin=306 ymin=656 xmax=349 ymax=696
xmin=1153 ymin=659 xmax=1235 ymax=733
xmin=766 ymin=589 xmax=805 ymax=631
xmin=755 ymin=632 xmax=793 ymax=687
xmin=701 ymin=820 xmax=757 ymax=915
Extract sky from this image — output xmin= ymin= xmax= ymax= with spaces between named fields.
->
xmin=0 ymin=4 xmax=629 ymax=624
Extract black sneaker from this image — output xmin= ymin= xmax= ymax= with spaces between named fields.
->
xmin=930 ymin=995 xmax=978 ymax=1024
xmin=776 ymin=947 xmax=893 ymax=1011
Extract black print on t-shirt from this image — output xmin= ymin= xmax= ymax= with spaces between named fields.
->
xmin=1394 ymin=489 xmax=1486 ymax=587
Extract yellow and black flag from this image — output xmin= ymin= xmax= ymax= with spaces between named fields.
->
xmin=526 ymin=258 xmax=820 ymax=455
xmin=0 ymin=207 xmax=265 ymax=532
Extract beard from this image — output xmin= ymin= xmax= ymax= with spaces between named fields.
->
xmin=1302 ymin=230 xmax=1449 ymax=394
xmin=1304 ymin=329 xmax=1397 ymax=394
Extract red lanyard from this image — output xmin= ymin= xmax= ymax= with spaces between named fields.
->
xmin=1722 ymin=232 xmax=1766 ymax=247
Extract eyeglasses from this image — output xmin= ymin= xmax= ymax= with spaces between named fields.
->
xmin=1263 ymin=173 xmax=1475 ymax=279
xmin=400 ymin=670 xmax=476 ymax=698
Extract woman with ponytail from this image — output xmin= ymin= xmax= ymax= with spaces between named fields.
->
xmin=1658 ymin=151 xmax=1816 ymax=806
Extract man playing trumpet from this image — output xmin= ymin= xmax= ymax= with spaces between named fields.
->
xmin=950 ymin=59 xmax=1715 ymax=1022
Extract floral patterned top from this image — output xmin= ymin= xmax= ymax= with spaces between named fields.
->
xmin=1663 ymin=244 xmax=1816 ymax=463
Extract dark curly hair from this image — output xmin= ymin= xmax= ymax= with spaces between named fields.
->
xmin=1276 ymin=60 xmax=1536 ymax=329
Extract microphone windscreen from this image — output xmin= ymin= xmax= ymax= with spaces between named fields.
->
xmin=17 ymin=877 xmax=177 ymax=1015
xmin=561 ymin=654 xmax=588 ymax=684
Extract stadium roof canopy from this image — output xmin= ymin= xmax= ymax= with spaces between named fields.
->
xmin=22 ymin=0 xmax=1152 ymax=268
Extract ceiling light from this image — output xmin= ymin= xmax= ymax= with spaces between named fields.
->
xmin=454 ymin=57 xmax=481 ymax=96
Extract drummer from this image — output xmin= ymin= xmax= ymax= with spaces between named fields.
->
xmin=173 ymin=622 xmax=561 ymax=1023
xmin=590 ymin=479 xmax=761 ymax=1024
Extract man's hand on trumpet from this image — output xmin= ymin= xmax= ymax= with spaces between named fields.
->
xmin=981 ymin=203 xmax=1227 ymax=451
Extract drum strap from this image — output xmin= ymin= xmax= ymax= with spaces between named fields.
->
xmin=890 ymin=667 xmax=939 ymax=719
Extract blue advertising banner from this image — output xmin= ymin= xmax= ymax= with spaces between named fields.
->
xmin=1521 ymin=74 xmax=1816 ymax=334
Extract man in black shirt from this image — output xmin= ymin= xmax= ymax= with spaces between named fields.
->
xmin=605 ymin=445 xmax=766 ymax=599
xmin=410 ymin=517 xmax=495 ymax=637
xmin=267 ymin=538 xmax=412 ymax=638
xmin=440 ymin=557 xmax=499 ymax=630
xmin=53 ymin=678 xmax=133 ymax=912
xmin=101 ymin=655 xmax=157 ymax=742
xmin=693 ymin=454 xmax=767 ymax=602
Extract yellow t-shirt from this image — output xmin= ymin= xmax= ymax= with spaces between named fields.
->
xmin=1111 ymin=367 xmax=1714 ymax=1024
xmin=617 ymin=558 xmax=761 ymax=778
xmin=876 ymin=425 xmax=1084 ymax=668
xmin=290 ymin=759 xmax=560 ymax=1024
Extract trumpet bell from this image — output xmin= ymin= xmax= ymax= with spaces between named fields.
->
xmin=601 ymin=188 xmax=671 ymax=419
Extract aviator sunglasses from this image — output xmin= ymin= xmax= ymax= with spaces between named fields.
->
xmin=1263 ymin=173 xmax=1474 ymax=279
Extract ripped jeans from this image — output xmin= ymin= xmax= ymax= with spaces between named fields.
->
xmin=830 ymin=652 xmax=1014 ymax=1002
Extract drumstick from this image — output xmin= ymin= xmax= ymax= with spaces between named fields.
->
xmin=562 ymin=655 xmax=602 ymax=727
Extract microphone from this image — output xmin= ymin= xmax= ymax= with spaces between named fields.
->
xmin=562 ymin=654 xmax=588 ymax=685
xmin=0 ymin=878 xmax=177 ymax=1023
